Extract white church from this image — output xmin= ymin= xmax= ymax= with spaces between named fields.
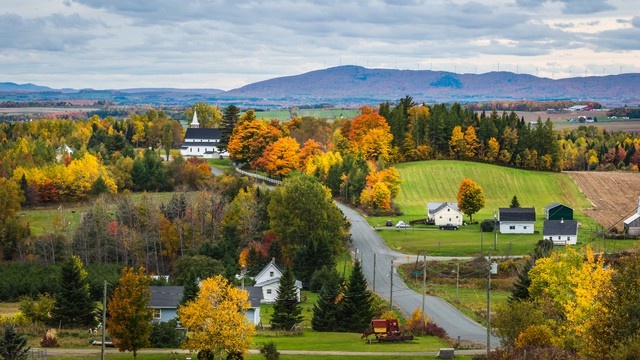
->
xmin=179 ymin=111 xmax=229 ymax=158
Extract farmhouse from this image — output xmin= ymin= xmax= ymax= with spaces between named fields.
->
xmin=623 ymin=197 xmax=640 ymax=236
xmin=254 ymin=258 xmax=302 ymax=304
xmin=427 ymin=202 xmax=463 ymax=226
xmin=543 ymin=220 xmax=578 ymax=246
xmin=498 ymin=208 xmax=536 ymax=234
xmin=544 ymin=202 xmax=574 ymax=220
xmin=179 ymin=111 xmax=229 ymax=158
xmin=149 ymin=285 xmax=263 ymax=325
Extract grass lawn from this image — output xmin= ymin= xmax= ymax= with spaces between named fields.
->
xmin=251 ymin=108 xmax=358 ymax=120
xmin=367 ymin=160 xmax=636 ymax=256
xmin=46 ymin=352 xmax=472 ymax=360
xmin=260 ymin=291 xmax=319 ymax=327
xmin=252 ymin=329 xmax=448 ymax=352
xmin=206 ymin=158 xmax=235 ymax=172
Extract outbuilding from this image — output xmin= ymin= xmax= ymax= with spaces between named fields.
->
xmin=498 ymin=208 xmax=536 ymax=234
xmin=543 ymin=220 xmax=578 ymax=246
xmin=544 ymin=202 xmax=574 ymax=220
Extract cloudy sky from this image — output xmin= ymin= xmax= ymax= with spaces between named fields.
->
xmin=1 ymin=0 xmax=639 ymax=90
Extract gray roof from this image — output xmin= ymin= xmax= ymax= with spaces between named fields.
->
xmin=244 ymin=286 xmax=263 ymax=308
xmin=427 ymin=202 xmax=459 ymax=214
xmin=184 ymin=128 xmax=222 ymax=141
xmin=149 ymin=286 xmax=183 ymax=308
xmin=624 ymin=213 xmax=640 ymax=226
xmin=543 ymin=220 xmax=578 ymax=236
xmin=544 ymin=202 xmax=573 ymax=211
xmin=499 ymin=208 xmax=536 ymax=222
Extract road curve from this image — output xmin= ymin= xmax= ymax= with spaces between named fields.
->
xmin=337 ymin=202 xmax=500 ymax=346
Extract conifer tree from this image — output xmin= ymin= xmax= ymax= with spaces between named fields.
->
xmin=220 ymin=105 xmax=240 ymax=152
xmin=180 ymin=270 xmax=199 ymax=306
xmin=270 ymin=268 xmax=303 ymax=330
xmin=509 ymin=195 xmax=521 ymax=208
xmin=51 ymin=256 xmax=96 ymax=328
xmin=311 ymin=266 xmax=342 ymax=331
xmin=339 ymin=260 xmax=375 ymax=332
xmin=0 ymin=325 xmax=30 ymax=360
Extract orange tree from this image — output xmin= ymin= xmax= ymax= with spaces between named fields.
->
xmin=107 ymin=267 xmax=152 ymax=360
xmin=261 ymin=136 xmax=301 ymax=179
xmin=178 ymin=275 xmax=254 ymax=360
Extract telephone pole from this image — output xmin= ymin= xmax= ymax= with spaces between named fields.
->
xmin=389 ymin=260 xmax=394 ymax=311
xmin=101 ymin=280 xmax=107 ymax=360
xmin=373 ymin=253 xmax=377 ymax=292
xmin=421 ymin=251 xmax=427 ymax=323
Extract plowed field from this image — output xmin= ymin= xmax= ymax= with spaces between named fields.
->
xmin=567 ymin=171 xmax=640 ymax=229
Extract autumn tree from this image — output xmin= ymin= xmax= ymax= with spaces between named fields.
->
xmin=51 ymin=256 xmax=96 ymax=328
xmin=463 ymin=125 xmax=480 ymax=158
xmin=107 ymin=267 xmax=153 ymax=360
xmin=185 ymin=102 xmax=222 ymax=128
xmin=178 ymin=275 xmax=254 ymax=359
xmin=486 ymin=137 xmax=500 ymax=162
xmin=261 ymin=136 xmax=301 ymax=179
xmin=349 ymin=106 xmax=393 ymax=161
xmin=0 ymin=178 xmax=21 ymax=223
xmin=227 ymin=119 xmax=283 ymax=166
xmin=456 ymin=178 xmax=485 ymax=222
xmin=449 ymin=126 xmax=465 ymax=159
xmin=270 ymin=268 xmax=303 ymax=330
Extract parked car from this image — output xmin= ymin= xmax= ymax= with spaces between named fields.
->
xmin=386 ymin=220 xmax=393 ymax=226
xmin=440 ymin=223 xmax=459 ymax=230
xmin=395 ymin=221 xmax=410 ymax=228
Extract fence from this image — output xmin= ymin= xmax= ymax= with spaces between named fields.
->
xmin=235 ymin=167 xmax=283 ymax=185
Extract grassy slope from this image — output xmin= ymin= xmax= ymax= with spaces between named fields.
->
xmin=366 ymin=160 xmax=638 ymax=256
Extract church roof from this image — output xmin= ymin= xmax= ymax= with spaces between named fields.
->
xmin=184 ymin=128 xmax=222 ymax=141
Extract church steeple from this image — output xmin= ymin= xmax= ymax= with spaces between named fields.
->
xmin=190 ymin=111 xmax=200 ymax=128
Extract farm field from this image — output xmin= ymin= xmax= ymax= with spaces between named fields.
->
xmin=510 ymin=110 xmax=640 ymax=131
xmin=252 ymin=108 xmax=357 ymax=120
xmin=567 ymin=171 xmax=640 ymax=229
xmin=366 ymin=160 xmax=639 ymax=256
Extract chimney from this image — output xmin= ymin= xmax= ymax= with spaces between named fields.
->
xmin=561 ymin=218 xmax=564 ymax=224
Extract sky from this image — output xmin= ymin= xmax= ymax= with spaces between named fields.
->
xmin=1 ymin=0 xmax=639 ymax=91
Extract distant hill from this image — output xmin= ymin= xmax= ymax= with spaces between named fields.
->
xmin=2 ymin=66 xmax=639 ymax=106
xmin=225 ymin=66 xmax=640 ymax=105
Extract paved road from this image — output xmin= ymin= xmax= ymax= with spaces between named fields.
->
xmin=337 ymin=203 xmax=500 ymax=347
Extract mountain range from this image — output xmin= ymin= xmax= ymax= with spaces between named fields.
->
xmin=2 ymin=66 xmax=639 ymax=106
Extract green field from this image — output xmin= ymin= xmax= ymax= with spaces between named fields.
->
xmin=251 ymin=108 xmax=358 ymax=120
xmin=367 ymin=160 xmax=637 ymax=256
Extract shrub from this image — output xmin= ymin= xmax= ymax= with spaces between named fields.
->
xmin=405 ymin=308 xmax=429 ymax=336
xmin=149 ymin=320 xmax=182 ymax=348
xmin=424 ymin=322 xmax=448 ymax=339
xmin=260 ymin=341 xmax=280 ymax=360
xmin=40 ymin=328 xmax=59 ymax=347
xmin=514 ymin=324 xmax=553 ymax=348
xmin=480 ymin=220 xmax=495 ymax=232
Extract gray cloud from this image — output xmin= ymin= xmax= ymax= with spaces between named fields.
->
xmin=633 ymin=16 xmax=640 ymax=27
xmin=516 ymin=0 xmax=615 ymax=14
xmin=0 ymin=13 xmax=95 ymax=51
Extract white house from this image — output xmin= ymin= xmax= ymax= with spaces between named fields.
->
xmin=254 ymin=259 xmax=302 ymax=304
xmin=55 ymin=144 xmax=75 ymax=161
xmin=179 ymin=111 xmax=229 ymax=159
xmin=543 ymin=219 xmax=578 ymax=246
xmin=427 ymin=202 xmax=463 ymax=226
xmin=498 ymin=208 xmax=536 ymax=234
xmin=623 ymin=196 xmax=640 ymax=236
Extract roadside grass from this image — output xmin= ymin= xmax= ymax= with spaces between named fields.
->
xmin=206 ymin=158 xmax=235 ymax=172
xmin=252 ymin=328 xmax=448 ymax=352
xmin=0 ymin=302 xmax=19 ymax=317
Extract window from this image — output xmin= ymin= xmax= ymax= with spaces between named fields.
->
xmin=269 ymin=271 xmax=274 ymax=277
xmin=266 ymin=289 xmax=272 ymax=294
xmin=439 ymin=216 xmax=442 ymax=219
xmin=152 ymin=309 xmax=161 ymax=320
xmin=509 ymin=225 xmax=515 ymax=230
xmin=567 ymin=236 xmax=570 ymax=241
xmin=558 ymin=236 xmax=561 ymax=240
xmin=523 ymin=226 xmax=527 ymax=229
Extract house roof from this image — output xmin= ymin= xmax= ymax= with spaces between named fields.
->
xmin=544 ymin=202 xmax=573 ymax=211
xmin=181 ymin=141 xmax=222 ymax=147
xmin=149 ymin=286 xmax=183 ymax=308
xmin=543 ymin=220 xmax=578 ymax=236
xmin=184 ymin=128 xmax=222 ymax=141
xmin=499 ymin=208 xmax=536 ymax=222
xmin=624 ymin=213 xmax=640 ymax=226
xmin=254 ymin=258 xmax=284 ymax=284
xmin=427 ymin=202 xmax=459 ymax=214
xmin=244 ymin=286 xmax=263 ymax=308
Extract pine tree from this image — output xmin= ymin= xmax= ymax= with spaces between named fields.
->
xmin=180 ymin=270 xmax=199 ymax=306
xmin=509 ymin=195 xmax=521 ymax=208
xmin=510 ymin=239 xmax=553 ymax=301
xmin=219 ymin=105 xmax=240 ymax=152
xmin=339 ymin=260 xmax=374 ymax=332
xmin=0 ymin=325 xmax=30 ymax=360
xmin=311 ymin=266 xmax=342 ymax=331
xmin=51 ymin=256 xmax=96 ymax=328
xmin=270 ymin=268 xmax=303 ymax=330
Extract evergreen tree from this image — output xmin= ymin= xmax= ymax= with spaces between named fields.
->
xmin=311 ymin=266 xmax=342 ymax=331
xmin=51 ymin=256 xmax=96 ymax=328
xmin=509 ymin=195 xmax=520 ymax=208
xmin=0 ymin=325 xmax=30 ymax=360
xmin=90 ymin=176 xmax=109 ymax=196
xmin=339 ymin=260 xmax=374 ymax=332
xmin=270 ymin=268 xmax=303 ymax=330
xmin=180 ymin=270 xmax=199 ymax=306
xmin=219 ymin=105 xmax=240 ymax=152
xmin=510 ymin=239 xmax=553 ymax=301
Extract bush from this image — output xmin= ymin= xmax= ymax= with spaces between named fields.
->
xmin=149 ymin=320 xmax=182 ymax=348
xmin=260 ymin=341 xmax=280 ymax=360
xmin=424 ymin=322 xmax=448 ymax=339
xmin=480 ymin=220 xmax=495 ymax=232
xmin=40 ymin=329 xmax=59 ymax=347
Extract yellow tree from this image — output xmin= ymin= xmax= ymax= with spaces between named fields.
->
xmin=359 ymin=128 xmax=393 ymax=162
xmin=0 ymin=178 xmax=22 ymax=223
xmin=449 ymin=126 xmax=465 ymax=159
xmin=463 ymin=126 xmax=479 ymax=158
xmin=299 ymin=139 xmax=323 ymax=168
xmin=261 ymin=136 xmax=300 ymax=179
xmin=486 ymin=137 xmax=500 ymax=162
xmin=456 ymin=178 xmax=485 ymax=222
xmin=178 ymin=276 xmax=255 ymax=359
xmin=107 ymin=267 xmax=152 ymax=360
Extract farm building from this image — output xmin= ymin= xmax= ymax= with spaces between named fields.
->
xmin=623 ymin=197 xmax=640 ymax=236
xmin=180 ymin=111 xmax=229 ymax=158
xmin=254 ymin=258 xmax=302 ymax=304
xmin=427 ymin=202 xmax=463 ymax=226
xmin=544 ymin=202 xmax=574 ymax=220
xmin=498 ymin=208 xmax=536 ymax=234
xmin=543 ymin=220 xmax=578 ymax=246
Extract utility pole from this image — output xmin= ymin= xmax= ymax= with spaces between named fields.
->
xmin=389 ymin=260 xmax=394 ymax=311
xmin=373 ymin=253 xmax=376 ymax=292
xmin=487 ymin=250 xmax=491 ymax=357
xmin=421 ymin=251 xmax=427 ymax=323
xmin=101 ymin=280 xmax=107 ymax=360
xmin=493 ymin=211 xmax=498 ymax=251
xmin=456 ymin=262 xmax=460 ymax=302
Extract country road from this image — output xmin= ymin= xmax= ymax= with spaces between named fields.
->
xmin=337 ymin=203 xmax=500 ymax=347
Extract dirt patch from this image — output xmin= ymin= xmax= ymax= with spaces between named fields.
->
xmin=566 ymin=171 xmax=640 ymax=229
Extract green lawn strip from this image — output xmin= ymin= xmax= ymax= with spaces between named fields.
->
xmin=46 ymin=352 xmax=472 ymax=360
xmin=260 ymin=291 xmax=319 ymax=327
xmin=336 ymin=254 xmax=354 ymax=279
xmin=252 ymin=329 xmax=447 ymax=352
xmin=206 ymin=158 xmax=235 ymax=171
